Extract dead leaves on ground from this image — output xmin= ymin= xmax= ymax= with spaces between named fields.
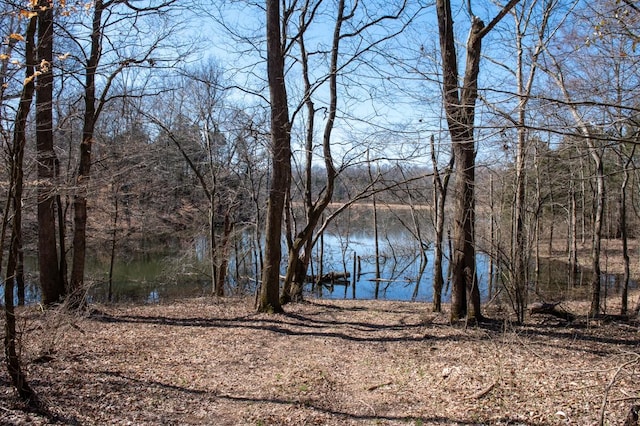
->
xmin=0 ymin=297 xmax=638 ymax=425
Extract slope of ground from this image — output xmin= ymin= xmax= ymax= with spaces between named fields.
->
xmin=0 ymin=297 xmax=639 ymax=425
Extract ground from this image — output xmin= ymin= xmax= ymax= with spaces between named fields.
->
xmin=0 ymin=296 xmax=639 ymax=425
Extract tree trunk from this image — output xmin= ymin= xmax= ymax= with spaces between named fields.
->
xmin=2 ymin=15 xmax=38 ymax=403
xmin=569 ymin=178 xmax=578 ymax=286
xmin=430 ymin=135 xmax=453 ymax=312
xmin=215 ymin=211 xmax=233 ymax=297
xmin=280 ymin=0 xmax=342 ymax=304
xmin=36 ymin=0 xmax=65 ymax=305
xmin=619 ymin=147 xmax=634 ymax=315
xmin=589 ymin=150 xmax=604 ymax=317
xmin=548 ymin=66 xmax=605 ymax=317
xmin=436 ymin=0 xmax=519 ymax=321
xmin=436 ymin=6 xmax=483 ymax=321
xmin=70 ymin=0 xmax=104 ymax=306
xmin=258 ymin=0 xmax=291 ymax=313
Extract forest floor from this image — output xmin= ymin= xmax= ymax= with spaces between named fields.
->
xmin=0 ymin=294 xmax=639 ymax=425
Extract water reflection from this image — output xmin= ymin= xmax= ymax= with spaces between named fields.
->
xmin=309 ymin=232 xmax=490 ymax=302
xmin=2 ymin=228 xmax=635 ymax=305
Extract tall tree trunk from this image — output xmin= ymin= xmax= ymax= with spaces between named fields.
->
xmin=568 ymin=178 xmax=578 ymax=286
xmin=258 ymin=0 xmax=292 ymax=313
xmin=69 ymin=0 xmax=104 ymax=305
xmin=36 ymin=0 xmax=64 ymax=305
xmin=280 ymin=0 xmax=342 ymax=304
xmin=367 ymin=151 xmax=381 ymax=298
xmin=534 ymin=142 xmax=541 ymax=290
xmin=548 ymin=66 xmax=605 ymax=317
xmin=108 ymin=193 xmax=118 ymax=302
xmin=3 ymin=15 xmax=38 ymax=403
xmin=488 ymin=173 xmax=495 ymax=298
xmin=435 ymin=0 xmax=519 ymax=322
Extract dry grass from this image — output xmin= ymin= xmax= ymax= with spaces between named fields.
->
xmin=0 ymin=295 xmax=639 ymax=425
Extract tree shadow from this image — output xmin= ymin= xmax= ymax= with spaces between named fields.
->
xmin=90 ymin=302 xmax=639 ymax=352
xmin=87 ymin=370 xmax=544 ymax=426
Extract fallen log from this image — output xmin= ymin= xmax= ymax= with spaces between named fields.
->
xmin=306 ymin=271 xmax=351 ymax=283
xmin=529 ymin=302 xmax=575 ymax=322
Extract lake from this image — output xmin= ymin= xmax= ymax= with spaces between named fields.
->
xmin=2 ymin=226 xmax=634 ymax=306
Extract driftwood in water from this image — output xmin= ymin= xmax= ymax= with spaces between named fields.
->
xmin=306 ymin=271 xmax=350 ymax=284
xmin=529 ymin=302 xmax=575 ymax=322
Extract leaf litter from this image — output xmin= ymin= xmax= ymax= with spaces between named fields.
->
xmin=0 ymin=295 xmax=638 ymax=425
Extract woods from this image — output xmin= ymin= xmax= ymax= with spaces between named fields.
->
xmin=1 ymin=0 xmax=640 ymax=421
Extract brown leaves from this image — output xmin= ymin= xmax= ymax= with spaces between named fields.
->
xmin=1 ymin=297 xmax=638 ymax=425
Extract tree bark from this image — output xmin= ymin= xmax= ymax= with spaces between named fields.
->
xmin=259 ymin=0 xmax=292 ymax=313
xmin=215 ymin=211 xmax=233 ymax=297
xmin=619 ymin=146 xmax=634 ymax=315
xmin=436 ymin=0 xmax=520 ymax=321
xmin=430 ymin=135 xmax=453 ymax=312
xmin=69 ymin=0 xmax=104 ymax=305
xmin=280 ymin=0 xmax=342 ymax=304
xmin=548 ymin=66 xmax=605 ymax=317
xmin=36 ymin=0 xmax=65 ymax=305
xmin=3 ymin=15 xmax=38 ymax=403
xmin=435 ymin=2 xmax=480 ymax=321
xmin=589 ymin=150 xmax=604 ymax=316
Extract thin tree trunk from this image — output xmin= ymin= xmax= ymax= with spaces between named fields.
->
xmin=619 ymin=146 xmax=634 ymax=315
xmin=215 ymin=211 xmax=234 ymax=297
xmin=431 ymin=135 xmax=453 ymax=312
xmin=488 ymin=173 xmax=495 ymax=298
xmin=548 ymin=67 xmax=605 ymax=317
xmin=367 ymin=151 xmax=381 ymax=298
xmin=108 ymin=193 xmax=118 ymax=303
xmin=569 ymin=178 xmax=578 ymax=286
xmin=70 ymin=0 xmax=104 ymax=304
xmin=589 ymin=151 xmax=605 ymax=316
xmin=534 ymin=143 xmax=541 ymax=290
xmin=3 ymin=15 xmax=38 ymax=403
xmin=281 ymin=0 xmax=342 ymax=304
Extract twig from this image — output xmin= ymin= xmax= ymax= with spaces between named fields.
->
xmin=357 ymin=399 xmax=376 ymax=416
xmin=367 ymin=381 xmax=392 ymax=391
xmin=611 ymin=396 xmax=640 ymax=403
xmin=599 ymin=354 xmax=640 ymax=426
xmin=466 ymin=381 xmax=498 ymax=400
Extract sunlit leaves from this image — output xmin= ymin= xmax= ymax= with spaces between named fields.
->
xmin=9 ymin=33 xmax=25 ymax=42
xmin=19 ymin=9 xmax=38 ymax=19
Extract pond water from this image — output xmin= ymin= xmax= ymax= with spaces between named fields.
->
xmin=302 ymin=232 xmax=491 ymax=302
xmin=2 ymin=227 xmax=635 ymax=306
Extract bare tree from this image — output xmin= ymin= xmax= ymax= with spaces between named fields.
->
xmin=258 ymin=0 xmax=292 ymax=313
xmin=279 ymin=0 xmax=414 ymax=304
xmin=2 ymin=12 xmax=38 ymax=404
xmin=36 ymin=0 xmax=65 ymax=304
xmin=68 ymin=0 xmax=181 ymax=305
xmin=435 ymin=0 xmax=520 ymax=322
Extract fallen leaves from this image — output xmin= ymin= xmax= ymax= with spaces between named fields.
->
xmin=0 ymin=297 xmax=637 ymax=425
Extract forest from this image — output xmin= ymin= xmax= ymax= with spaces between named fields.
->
xmin=1 ymin=0 xmax=640 ymax=424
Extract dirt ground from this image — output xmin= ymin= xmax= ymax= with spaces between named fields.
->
xmin=0 ymin=295 xmax=639 ymax=425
